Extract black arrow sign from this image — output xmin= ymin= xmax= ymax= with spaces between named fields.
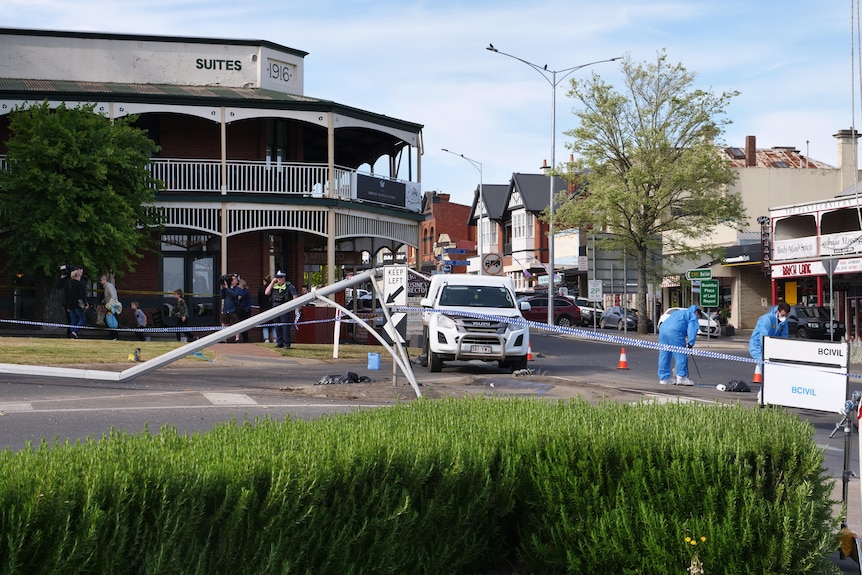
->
xmin=386 ymin=285 xmax=405 ymax=305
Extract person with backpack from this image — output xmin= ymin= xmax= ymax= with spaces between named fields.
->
xmin=265 ymin=270 xmax=298 ymax=348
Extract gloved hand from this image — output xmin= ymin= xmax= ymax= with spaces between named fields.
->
xmin=686 ymin=344 xmax=693 ymax=349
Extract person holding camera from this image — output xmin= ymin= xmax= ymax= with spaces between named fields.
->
xmin=219 ymin=273 xmax=240 ymax=342
xmin=59 ymin=265 xmax=88 ymax=339
xmin=264 ymin=270 xmax=298 ymax=348
xmin=234 ymin=278 xmax=252 ymax=343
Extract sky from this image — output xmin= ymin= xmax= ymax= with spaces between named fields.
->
xmin=2 ymin=0 xmax=860 ymax=206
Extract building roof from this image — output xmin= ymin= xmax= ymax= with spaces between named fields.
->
xmin=470 ymin=184 xmax=509 ymax=222
xmin=721 ymin=145 xmax=833 ymax=169
xmin=510 ymin=173 xmax=569 ymax=214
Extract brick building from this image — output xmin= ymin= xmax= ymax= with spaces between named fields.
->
xmin=0 ymin=28 xmax=424 ymax=335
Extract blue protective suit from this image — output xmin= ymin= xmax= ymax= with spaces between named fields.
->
xmin=748 ymin=305 xmax=789 ymax=365
xmin=657 ymin=305 xmax=701 ymax=380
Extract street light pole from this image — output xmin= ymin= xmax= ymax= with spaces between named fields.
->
xmin=441 ymin=148 xmax=484 ymax=275
xmin=487 ymin=44 xmax=620 ymax=325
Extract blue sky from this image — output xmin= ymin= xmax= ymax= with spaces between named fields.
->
xmin=3 ymin=0 xmax=857 ymax=206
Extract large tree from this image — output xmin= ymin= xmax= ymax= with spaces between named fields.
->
xmin=554 ymin=51 xmax=747 ymax=333
xmin=0 ymin=101 xmax=162 ymax=322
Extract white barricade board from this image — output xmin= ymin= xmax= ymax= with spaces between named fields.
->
xmin=762 ymin=337 xmax=849 ymax=412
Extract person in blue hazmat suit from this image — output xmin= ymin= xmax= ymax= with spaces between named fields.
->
xmin=748 ymin=302 xmax=790 ymax=367
xmin=657 ymin=305 xmax=703 ymax=386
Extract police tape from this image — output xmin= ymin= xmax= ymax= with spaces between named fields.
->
xmin=4 ymin=310 xmax=861 ymax=381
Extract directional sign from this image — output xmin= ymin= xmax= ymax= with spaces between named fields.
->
xmin=444 ymin=248 xmax=467 ymax=254
xmin=383 ymin=265 xmax=407 ymax=307
xmin=446 ymin=260 xmax=471 ymax=267
xmin=383 ymin=265 xmax=408 ymax=343
xmin=685 ymin=269 xmax=712 ymax=280
xmin=699 ymin=279 xmax=719 ymax=307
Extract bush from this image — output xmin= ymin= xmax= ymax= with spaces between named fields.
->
xmin=0 ymin=398 xmax=838 ymax=574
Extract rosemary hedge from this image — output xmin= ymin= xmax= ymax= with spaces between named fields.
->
xmin=0 ymin=398 xmax=838 ymax=574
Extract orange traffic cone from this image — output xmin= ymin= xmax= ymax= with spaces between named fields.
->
xmin=527 ymin=343 xmax=534 ymax=361
xmin=752 ymin=363 xmax=763 ymax=384
xmin=617 ymin=347 xmax=629 ymax=370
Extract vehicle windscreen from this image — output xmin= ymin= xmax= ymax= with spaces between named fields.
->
xmin=439 ymin=285 xmax=515 ymax=308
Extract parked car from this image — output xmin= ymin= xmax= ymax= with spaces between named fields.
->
xmin=574 ymin=297 xmax=604 ymax=327
xmin=599 ymin=306 xmax=654 ymax=332
xmin=657 ymin=307 xmax=721 ymax=338
xmin=519 ymin=295 xmax=582 ymax=328
xmin=787 ymin=305 xmax=845 ymax=340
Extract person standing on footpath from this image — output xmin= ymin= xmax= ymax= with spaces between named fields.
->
xmin=257 ymin=275 xmax=273 ymax=343
xmin=130 ymin=301 xmax=148 ymax=341
xmin=749 ymin=302 xmax=791 ymax=367
xmin=234 ymin=278 xmax=252 ymax=343
xmin=219 ymin=273 xmax=240 ymax=342
xmin=265 ymin=270 xmax=298 ymax=348
xmin=657 ymin=305 xmax=703 ymax=386
xmin=60 ymin=267 xmax=88 ymax=339
xmin=171 ymin=289 xmax=195 ymax=342
xmin=100 ymin=275 xmax=120 ymax=340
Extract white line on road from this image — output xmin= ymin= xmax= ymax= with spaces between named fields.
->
xmin=202 ymin=393 xmax=258 ymax=406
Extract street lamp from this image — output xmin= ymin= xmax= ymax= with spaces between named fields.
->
xmin=487 ymin=44 xmax=620 ymax=325
xmin=441 ymin=148 xmax=484 ymax=275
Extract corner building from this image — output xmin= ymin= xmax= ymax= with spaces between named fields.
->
xmin=0 ymin=28 xmax=424 ymax=328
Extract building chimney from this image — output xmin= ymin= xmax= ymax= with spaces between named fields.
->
xmin=834 ymin=129 xmax=860 ymax=193
xmin=745 ymin=135 xmax=756 ymax=167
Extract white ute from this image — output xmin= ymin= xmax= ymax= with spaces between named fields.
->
xmin=420 ymin=274 xmax=531 ymax=373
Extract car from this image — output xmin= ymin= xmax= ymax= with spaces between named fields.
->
xmin=574 ymin=297 xmax=604 ymax=327
xmin=519 ymin=295 xmax=582 ymax=328
xmin=599 ymin=306 xmax=654 ymax=332
xmin=787 ymin=305 xmax=845 ymax=340
xmin=657 ymin=307 xmax=721 ymax=338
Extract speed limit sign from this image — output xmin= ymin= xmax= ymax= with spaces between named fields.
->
xmin=482 ymin=253 xmax=503 ymax=275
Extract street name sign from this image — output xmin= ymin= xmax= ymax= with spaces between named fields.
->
xmin=685 ymin=269 xmax=712 ymax=280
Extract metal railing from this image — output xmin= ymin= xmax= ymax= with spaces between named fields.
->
xmin=148 ymin=159 xmax=354 ymax=198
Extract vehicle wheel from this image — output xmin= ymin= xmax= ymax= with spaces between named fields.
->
xmin=618 ymin=319 xmax=625 ymax=330
xmin=509 ymin=356 xmax=528 ymax=372
xmin=429 ymin=350 xmax=443 ymax=373
xmin=556 ymin=315 xmax=573 ymax=328
xmin=600 ymin=318 xmax=607 ymax=329
xmin=796 ymin=327 xmax=808 ymax=339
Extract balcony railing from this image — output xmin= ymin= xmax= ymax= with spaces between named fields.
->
xmin=0 ymin=156 xmax=364 ymax=199
xmin=148 ymin=159 xmax=354 ymax=198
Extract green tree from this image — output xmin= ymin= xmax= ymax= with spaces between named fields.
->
xmin=0 ymin=101 xmax=162 ymax=323
xmin=555 ymin=51 xmax=747 ymax=333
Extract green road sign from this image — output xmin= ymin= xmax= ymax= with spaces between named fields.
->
xmin=685 ymin=269 xmax=712 ymax=280
xmin=700 ymin=279 xmax=719 ymax=307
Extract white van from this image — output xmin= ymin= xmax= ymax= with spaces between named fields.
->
xmin=420 ymin=274 xmax=531 ymax=372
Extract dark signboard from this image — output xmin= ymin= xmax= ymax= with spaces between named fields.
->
xmin=355 ymin=173 xmax=406 ymax=209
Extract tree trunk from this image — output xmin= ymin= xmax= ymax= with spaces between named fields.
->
xmin=637 ymin=248 xmax=649 ymax=335
xmin=34 ymin=275 xmax=66 ymax=328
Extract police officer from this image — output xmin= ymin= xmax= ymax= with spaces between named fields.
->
xmin=264 ymin=270 xmax=298 ymax=348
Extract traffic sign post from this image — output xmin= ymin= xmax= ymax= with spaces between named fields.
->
xmin=685 ymin=269 xmax=712 ymax=281
xmin=588 ymin=279 xmax=603 ymax=303
xmin=700 ymin=279 xmax=719 ymax=308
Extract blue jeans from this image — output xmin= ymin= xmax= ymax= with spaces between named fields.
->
xmin=69 ymin=308 xmax=86 ymax=336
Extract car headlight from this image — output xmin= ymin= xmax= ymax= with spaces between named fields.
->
xmin=808 ymin=322 xmax=821 ymax=329
xmin=437 ymin=314 xmax=455 ymax=329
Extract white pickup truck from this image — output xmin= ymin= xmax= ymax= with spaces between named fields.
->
xmin=420 ymin=274 xmax=531 ymax=372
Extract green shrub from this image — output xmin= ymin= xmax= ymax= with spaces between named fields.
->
xmin=0 ymin=398 xmax=838 ymax=574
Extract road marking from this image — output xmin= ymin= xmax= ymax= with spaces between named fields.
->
xmin=0 ymin=402 xmax=34 ymax=412
xmin=202 ymin=393 xmax=257 ymax=406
